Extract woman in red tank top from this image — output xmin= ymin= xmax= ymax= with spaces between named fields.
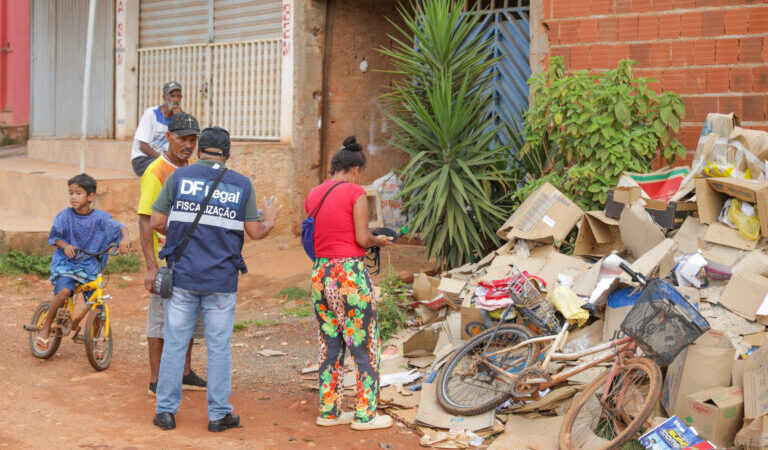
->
xmin=305 ymin=136 xmax=394 ymax=430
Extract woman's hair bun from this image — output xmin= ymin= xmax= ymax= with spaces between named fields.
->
xmin=343 ymin=136 xmax=362 ymax=152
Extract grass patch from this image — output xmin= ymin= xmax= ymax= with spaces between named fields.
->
xmin=0 ymin=250 xmax=51 ymax=277
xmin=276 ymin=286 xmax=310 ymax=302
xmin=104 ymin=253 xmax=142 ymax=274
xmin=283 ymin=303 xmax=313 ymax=318
xmin=233 ymin=318 xmax=280 ymax=332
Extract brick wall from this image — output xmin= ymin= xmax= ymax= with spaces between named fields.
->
xmin=542 ymin=0 xmax=768 ymax=165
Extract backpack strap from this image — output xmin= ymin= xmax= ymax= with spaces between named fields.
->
xmin=309 ymin=181 xmax=345 ymax=219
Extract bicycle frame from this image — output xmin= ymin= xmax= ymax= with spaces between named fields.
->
xmin=73 ymin=271 xmax=111 ymax=338
xmin=481 ymin=321 xmax=636 ymax=391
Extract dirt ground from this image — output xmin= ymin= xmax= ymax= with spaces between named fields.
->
xmin=0 ymin=239 xmax=434 ymax=449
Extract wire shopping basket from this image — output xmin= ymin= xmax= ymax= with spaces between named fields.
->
xmin=508 ymin=262 xmax=561 ymax=334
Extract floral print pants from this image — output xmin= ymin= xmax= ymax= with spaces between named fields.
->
xmin=311 ymin=257 xmax=380 ymax=423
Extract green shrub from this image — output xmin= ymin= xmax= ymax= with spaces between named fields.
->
xmin=377 ymin=271 xmax=410 ymax=343
xmin=104 ymin=253 xmax=141 ymax=274
xmin=519 ymin=57 xmax=685 ymax=211
xmin=0 ymin=250 xmax=51 ymax=277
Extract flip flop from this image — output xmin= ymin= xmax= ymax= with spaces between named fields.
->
xmin=36 ymin=336 xmax=50 ymax=349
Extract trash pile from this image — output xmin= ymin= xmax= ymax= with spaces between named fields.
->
xmin=371 ymin=113 xmax=768 ymax=449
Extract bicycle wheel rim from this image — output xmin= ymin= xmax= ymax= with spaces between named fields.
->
xmin=561 ymin=358 xmax=661 ymax=450
xmin=439 ymin=326 xmax=534 ymax=411
xmin=85 ymin=310 xmax=112 ymax=368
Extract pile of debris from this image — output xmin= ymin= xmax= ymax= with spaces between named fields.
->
xmin=373 ymin=113 xmax=768 ymax=449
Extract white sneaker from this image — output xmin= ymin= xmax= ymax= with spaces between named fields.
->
xmin=350 ymin=414 xmax=393 ymax=430
xmin=316 ymin=411 xmax=355 ymax=427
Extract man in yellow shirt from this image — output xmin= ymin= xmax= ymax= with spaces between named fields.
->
xmin=138 ymin=113 xmax=206 ymax=395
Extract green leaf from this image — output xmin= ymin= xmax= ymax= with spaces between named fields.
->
xmin=614 ymin=100 xmax=630 ymax=124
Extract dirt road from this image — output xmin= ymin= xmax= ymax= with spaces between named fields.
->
xmin=0 ymin=241 xmax=432 ymax=449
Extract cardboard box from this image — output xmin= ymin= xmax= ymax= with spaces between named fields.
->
xmin=663 ymin=330 xmax=736 ymax=417
xmin=719 ymin=272 xmax=768 ymax=321
xmin=460 ymin=289 xmax=487 ymax=341
xmin=496 ymin=183 xmax=582 ymax=243
xmin=605 ymin=187 xmax=697 ymax=230
xmin=602 ymin=287 xmax=642 ymax=342
xmin=402 ymin=327 xmax=440 ymax=357
xmin=697 ymin=177 xmax=768 ymax=237
xmin=632 ymin=238 xmax=677 ymax=278
xmin=673 ymin=216 xmax=708 ymax=255
xmin=735 ymin=415 xmax=768 ymax=450
xmin=437 ymin=277 xmax=467 ymax=307
xmin=573 ymin=211 xmax=624 ymax=257
xmin=618 ymin=203 xmax=666 ymax=258
xmin=744 ymin=344 xmax=768 ymax=420
xmin=678 ymin=386 xmax=744 ymax=448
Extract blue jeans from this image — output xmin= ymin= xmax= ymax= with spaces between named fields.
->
xmin=155 ymin=287 xmax=237 ymax=421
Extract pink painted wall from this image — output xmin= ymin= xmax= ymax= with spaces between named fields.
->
xmin=0 ymin=0 xmax=30 ymax=126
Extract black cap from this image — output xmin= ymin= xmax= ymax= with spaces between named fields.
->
xmin=168 ymin=113 xmax=200 ymax=137
xmin=199 ymin=126 xmax=231 ymax=156
xmin=163 ymin=81 xmax=182 ymax=95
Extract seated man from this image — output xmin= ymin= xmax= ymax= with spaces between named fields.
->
xmin=131 ymin=81 xmax=183 ymax=177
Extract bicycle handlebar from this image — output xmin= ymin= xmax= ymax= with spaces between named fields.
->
xmin=74 ymin=243 xmax=120 ymax=258
xmin=619 ymin=262 xmax=649 ymax=286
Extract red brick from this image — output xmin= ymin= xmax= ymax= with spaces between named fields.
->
xmin=685 ymin=69 xmax=707 ymax=94
xmin=609 ymin=44 xmax=631 ymax=67
xmin=719 ymin=96 xmax=742 ymax=117
xmin=547 ymin=22 xmax=560 ymax=45
xmin=706 ymin=67 xmax=730 ymax=92
xmin=591 ymin=44 xmax=612 ymax=68
xmin=544 ymin=0 xmax=553 ymax=19
xmin=571 ymin=46 xmax=591 ymax=70
xmin=693 ymin=39 xmax=716 ymax=65
xmin=630 ymin=43 xmax=651 ymax=66
xmin=552 ymin=47 xmax=571 ymax=67
xmin=682 ymin=124 xmax=702 ymax=151
xmin=664 ymin=70 xmax=686 ymax=93
xmin=659 ymin=14 xmax=681 ymax=39
xmin=618 ymin=16 xmax=639 ymax=41
xmin=755 ymin=66 xmax=768 ymax=92
xmin=598 ymin=18 xmax=618 ymax=41
xmin=579 ymin=19 xmax=599 ymax=43
xmin=675 ymin=0 xmax=695 ymax=7
xmin=654 ymin=0 xmax=674 ymax=8
xmin=649 ymin=42 xmax=671 ymax=67
xmin=680 ymin=11 xmax=703 ymax=37
xmin=552 ymin=0 xmax=571 ymax=18
xmin=731 ymin=67 xmax=754 ymax=91
xmin=640 ymin=69 xmax=663 ymax=91
xmin=749 ymin=6 xmax=768 ymax=33
xmin=696 ymin=0 xmax=719 ymax=6
xmin=632 ymin=0 xmax=652 ymax=12
xmin=715 ymin=39 xmax=739 ymax=65
xmin=638 ymin=15 xmax=659 ymax=40
xmin=725 ymin=9 xmax=749 ymax=34
xmin=682 ymin=97 xmax=696 ymax=120
xmin=671 ymin=40 xmax=695 ymax=66
xmin=688 ymin=96 xmax=719 ymax=121
xmin=590 ymin=0 xmax=612 ymax=14
xmin=615 ymin=0 xmax=631 ymax=12
xmin=765 ymin=37 xmax=768 ymax=63
xmin=559 ymin=21 xmax=579 ymax=44
xmin=742 ymin=95 xmax=765 ymax=121
xmin=740 ymin=37 xmax=764 ymax=63
xmin=702 ymin=10 xmax=726 ymax=36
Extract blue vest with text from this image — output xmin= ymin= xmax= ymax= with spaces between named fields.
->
xmin=159 ymin=163 xmax=251 ymax=293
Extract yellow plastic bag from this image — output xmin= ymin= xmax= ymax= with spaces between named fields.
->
xmin=728 ymin=199 xmax=760 ymax=240
xmin=548 ymin=285 xmax=589 ymax=327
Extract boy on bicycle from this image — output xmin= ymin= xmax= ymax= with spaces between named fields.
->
xmin=37 ymin=174 xmax=131 ymax=348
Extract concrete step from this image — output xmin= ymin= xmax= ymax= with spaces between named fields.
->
xmin=0 ymin=206 xmax=52 ymax=254
xmin=28 ymin=139 xmax=133 ymax=172
xmin=0 ymin=157 xmax=140 ymax=254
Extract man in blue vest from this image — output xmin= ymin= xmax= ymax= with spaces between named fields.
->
xmin=149 ymin=126 xmax=282 ymax=432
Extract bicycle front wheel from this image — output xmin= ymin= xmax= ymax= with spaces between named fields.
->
xmin=29 ymin=301 xmax=62 ymax=359
xmin=84 ymin=308 xmax=113 ymax=371
xmin=436 ymin=324 xmax=539 ymax=416
xmin=560 ymin=357 xmax=662 ymax=450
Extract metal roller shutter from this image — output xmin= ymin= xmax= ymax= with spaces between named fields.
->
xmin=213 ymin=0 xmax=282 ymax=42
xmin=139 ymin=0 xmax=210 ymax=48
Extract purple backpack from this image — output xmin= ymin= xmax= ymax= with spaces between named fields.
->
xmin=302 ymin=181 xmax=345 ymax=261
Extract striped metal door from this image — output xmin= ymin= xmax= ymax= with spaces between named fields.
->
xmin=30 ymin=0 xmax=115 ymax=138
xmin=463 ymin=1 xmax=530 ymax=147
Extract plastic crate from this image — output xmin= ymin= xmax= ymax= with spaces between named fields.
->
xmin=620 ymin=279 xmax=710 ymax=367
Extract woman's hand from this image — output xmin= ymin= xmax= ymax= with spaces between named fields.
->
xmin=374 ymin=235 xmax=394 ymax=247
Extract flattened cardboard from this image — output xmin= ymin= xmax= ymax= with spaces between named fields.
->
xmin=402 ymin=327 xmax=440 ymax=357
xmin=618 ymin=203 xmax=666 ymax=258
xmin=413 ymin=273 xmax=440 ymax=302
xmin=704 ymin=223 xmax=758 ymax=251
xmin=735 ymin=415 xmax=768 ymax=450
xmin=496 ymin=183 xmax=582 ymax=243
xmin=460 ymin=289 xmax=487 ymax=341
xmin=698 ymin=177 xmax=768 ymax=237
xmin=733 ymin=359 xmax=745 ymax=388
xmin=672 ymin=216 xmax=708 ymax=255
xmin=573 ymin=211 xmax=624 ymax=257
xmin=415 ymin=382 xmax=495 ymax=431
xmin=631 ymin=238 xmax=677 ymax=278
xmin=663 ymin=329 xmax=736 ymax=417
xmin=744 ymin=344 xmax=768 ymax=420
xmin=719 ymin=273 xmax=768 ymax=321
xmin=679 ymin=386 xmax=744 ymax=448
xmin=733 ymin=249 xmax=768 ymax=276
xmin=438 ymin=277 xmax=467 ymax=306
xmin=535 ymin=252 xmax=591 ymax=290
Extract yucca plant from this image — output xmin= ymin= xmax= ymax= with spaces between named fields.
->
xmin=380 ymin=0 xmax=514 ymax=270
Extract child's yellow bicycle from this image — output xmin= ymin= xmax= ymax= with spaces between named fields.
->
xmin=24 ymin=244 xmax=119 ymax=371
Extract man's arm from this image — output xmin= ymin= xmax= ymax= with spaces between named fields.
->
xmin=150 ymin=172 xmax=174 ymax=237
xmin=150 ymin=212 xmax=169 ymax=236
xmin=138 ymin=141 xmax=160 ymax=158
xmin=139 ymin=215 xmax=158 ymax=292
xmin=245 ymin=196 xmax=282 ymax=240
